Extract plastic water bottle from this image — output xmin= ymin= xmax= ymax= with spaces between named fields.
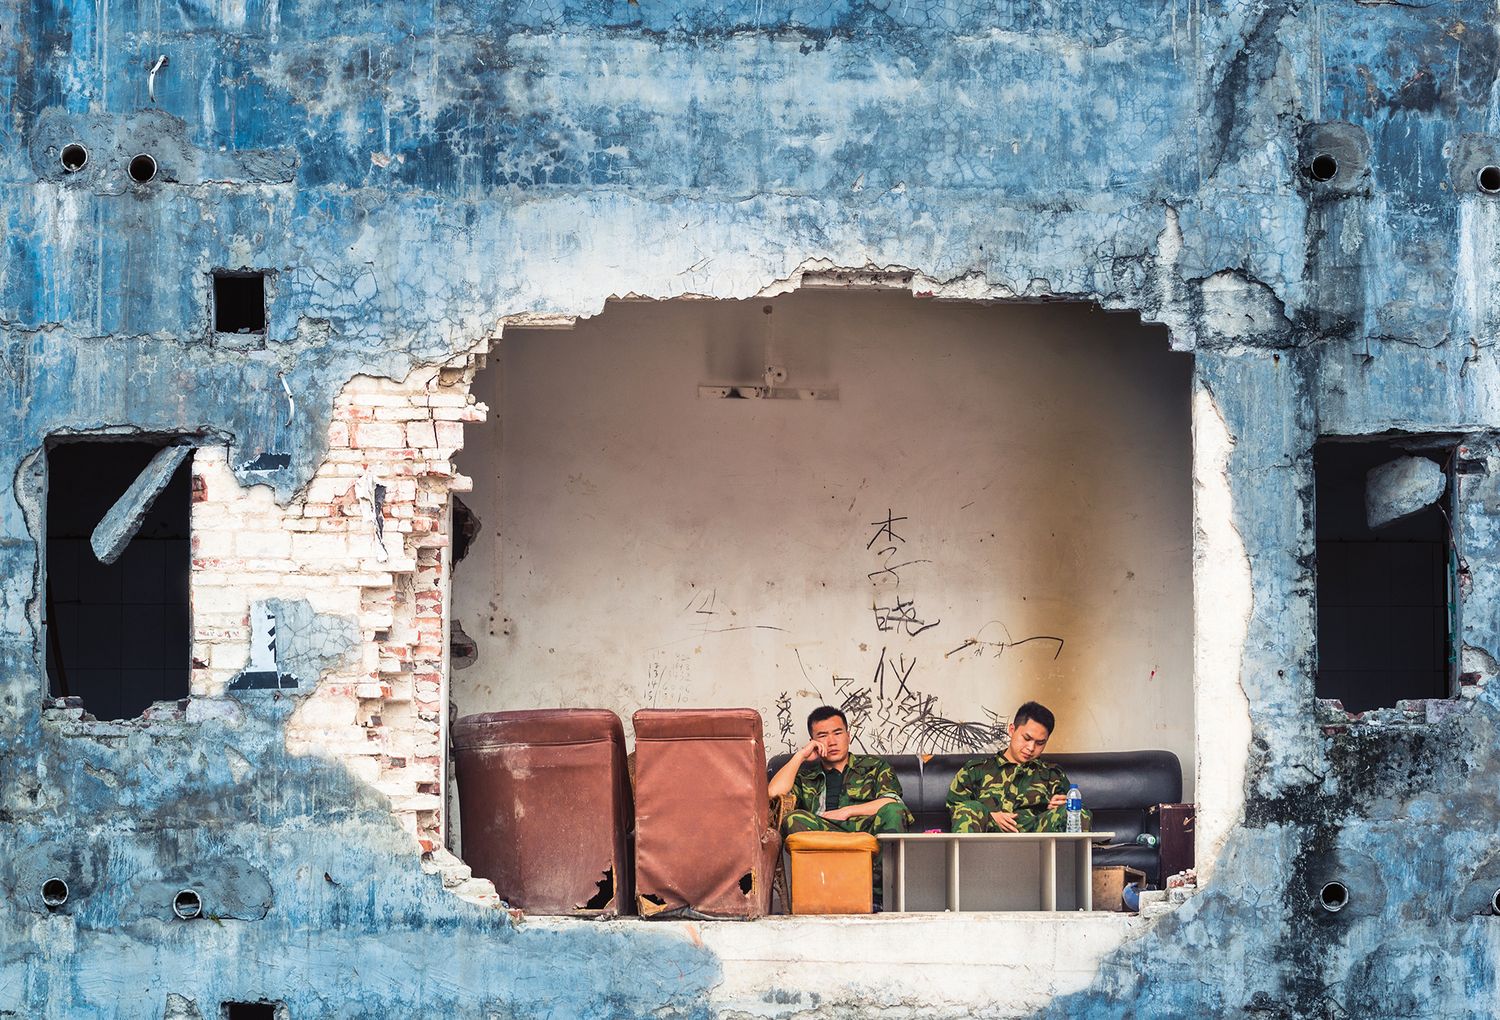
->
xmin=1065 ymin=784 xmax=1083 ymax=832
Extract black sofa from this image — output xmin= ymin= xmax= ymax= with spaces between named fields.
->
xmin=768 ymin=749 xmax=1184 ymax=886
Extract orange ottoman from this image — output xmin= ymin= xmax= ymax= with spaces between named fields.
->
xmin=785 ymin=831 xmax=878 ymax=914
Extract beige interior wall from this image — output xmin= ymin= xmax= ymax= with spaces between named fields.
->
xmin=453 ymin=291 xmax=1195 ymax=797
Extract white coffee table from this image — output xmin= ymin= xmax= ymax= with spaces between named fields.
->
xmin=878 ymin=831 xmax=1115 ymax=912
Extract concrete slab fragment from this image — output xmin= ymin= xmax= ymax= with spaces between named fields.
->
xmin=88 ymin=444 xmax=191 ymax=564
xmin=1366 ymin=455 xmax=1446 ymax=530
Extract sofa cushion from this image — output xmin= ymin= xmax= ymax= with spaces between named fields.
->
xmin=1091 ymin=808 xmax=1144 ymax=843
xmin=888 ymin=755 xmax=925 ymax=816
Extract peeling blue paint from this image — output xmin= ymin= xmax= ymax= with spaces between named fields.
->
xmin=2 ymin=701 xmax=720 ymax=1018
xmin=4 ymin=0 xmax=1500 ymax=1016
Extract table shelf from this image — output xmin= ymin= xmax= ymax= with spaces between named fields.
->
xmin=878 ymin=832 xmax=1116 ymax=913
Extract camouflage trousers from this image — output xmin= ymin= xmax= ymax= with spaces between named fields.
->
xmin=949 ymin=800 xmax=1091 ymax=834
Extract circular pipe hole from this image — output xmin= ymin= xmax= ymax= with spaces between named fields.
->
xmin=128 ymin=153 xmax=157 ymax=184
xmin=172 ymin=888 xmax=202 ymax=920
xmin=1319 ymin=880 xmax=1349 ymax=913
xmin=1309 ymin=153 xmax=1339 ymax=183
xmin=41 ymin=878 xmax=69 ymax=909
xmin=59 ymin=144 xmax=89 ymax=173
xmin=1478 ymin=165 xmax=1500 ymax=195
xmin=1490 ymin=888 xmax=1500 ymax=915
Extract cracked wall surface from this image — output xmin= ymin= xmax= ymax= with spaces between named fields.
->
xmin=4 ymin=1 xmax=1500 ymax=1017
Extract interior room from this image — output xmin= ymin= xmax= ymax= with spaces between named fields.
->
xmin=451 ymin=290 xmax=1195 ymax=838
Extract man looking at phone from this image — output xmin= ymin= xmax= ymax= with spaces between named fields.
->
xmin=768 ymin=706 xmax=911 ymax=836
xmin=946 ymin=700 xmax=1091 ymax=833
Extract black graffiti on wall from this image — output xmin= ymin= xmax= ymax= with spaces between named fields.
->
xmin=831 ymin=651 xmax=1008 ymax=755
xmin=774 ymin=507 xmax=1065 ymax=757
xmin=775 ymin=690 xmax=794 ymax=749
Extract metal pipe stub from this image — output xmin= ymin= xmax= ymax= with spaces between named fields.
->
xmin=128 ymin=153 xmax=158 ymax=184
xmin=59 ymin=144 xmax=88 ymax=173
xmin=1319 ymin=880 xmax=1349 ymax=913
xmin=172 ymin=888 xmax=202 ymax=920
xmin=41 ymin=878 xmax=69 ymax=909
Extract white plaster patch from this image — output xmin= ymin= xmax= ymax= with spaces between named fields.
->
xmin=225 ymin=747 xmax=252 ymax=784
xmin=1457 ymin=199 xmax=1500 ymax=422
xmin=1152 ymin=205 xmax=1198 ymax=350
xmin=1199 ymin=271 xmax=1288 ymax=342
xmin=216 ymin=0 xmax=248 ymax=29
xmin=1338 ymin=210 xmax=1365 ymax=256
xmin=1192 ymin=384 xmax=1253 ymax=885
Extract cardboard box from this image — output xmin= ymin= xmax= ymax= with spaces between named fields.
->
xmin=1092 ymin=866 xmax=1148 ymax=912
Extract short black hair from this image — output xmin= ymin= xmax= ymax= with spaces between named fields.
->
xmin=1012 ymin=701 xmax=1055 ymax=735
xmin=807 ymin=705 xmax=848 ymax=734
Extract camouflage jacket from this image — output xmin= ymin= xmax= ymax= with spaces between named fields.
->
xmin=946 ymin=755 xmax=1073 ymax=830
xmin=791 ymin=754 xmax=913 ymax=824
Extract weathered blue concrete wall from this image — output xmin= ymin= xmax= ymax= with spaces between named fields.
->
xmin=3 ymin=1 xmax=1500 ymax=1016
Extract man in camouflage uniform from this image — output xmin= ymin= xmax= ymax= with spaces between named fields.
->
xmin=947 ymin=700 xmax=1091 ymax=833
xmin=768 ymin=706 xmax=912 ymax=836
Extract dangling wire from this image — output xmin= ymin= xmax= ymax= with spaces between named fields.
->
xmin=762 ymin=303 xmax=779 ymax=390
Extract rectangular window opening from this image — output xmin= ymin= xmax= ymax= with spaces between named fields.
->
xmin=1314 ymin=436 xmax=1459 ymax=712
xmin=45 ymin=438 xmax=192 ymax=720
xmin=222 ymin=1004 xmax=281 ymax=1020
xmin=213 ymin=270 xmax=267 ymax=334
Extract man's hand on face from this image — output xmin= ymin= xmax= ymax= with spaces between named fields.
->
xmin=799 ymin=738 xmax=824 ymax=763
xmin=818 ymin=805 xmax=856 ymax=822
xmin=989 ymin=810 xmax=1020 ymax=833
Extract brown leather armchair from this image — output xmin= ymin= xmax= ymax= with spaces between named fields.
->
xmin=452 ymin=708 xmax=632 ymax=915
xmin=632 ymin=708 xmax=780 ymax=919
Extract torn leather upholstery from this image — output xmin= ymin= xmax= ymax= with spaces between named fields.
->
xmin=632 ymin=708 xmax=779 ymax=919
xmin=452 ymin=708 xmax=632 ymax=915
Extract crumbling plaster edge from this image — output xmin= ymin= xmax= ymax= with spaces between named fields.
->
xmin=12 ymin=445 xmax=47 ymax=669
xmin=494 ymin=241 xmax=1223 ymax=350
xmin=245 ymin=339 xmax=497 ymax=508
xmin=470 ymin=263 xmax=1229 ymax=941
xmin=1190 ymin=381 xmax=1253 ymax=887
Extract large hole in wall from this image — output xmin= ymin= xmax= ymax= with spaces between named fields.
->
xmin=1314 ymin=437 xmax=1457 ymax=712
xmin=45 ymin=439 xmax=192 ymax=720
xmin=449 ymin=291 xmax=1195 ymax=859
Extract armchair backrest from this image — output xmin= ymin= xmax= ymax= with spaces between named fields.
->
xmin=633 ymin=708 xmax=777 ymax=918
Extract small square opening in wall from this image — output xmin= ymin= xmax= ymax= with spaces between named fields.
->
xmin=45 ymin=439 xmax=192 ymax=720
xmin=1314 ymin=437 xmax=1458 ymax=712
xmin=222 ymin=1003 xmax=281 ymax=1020
xmin=213 ymin=270 xmax=267 ymax=334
